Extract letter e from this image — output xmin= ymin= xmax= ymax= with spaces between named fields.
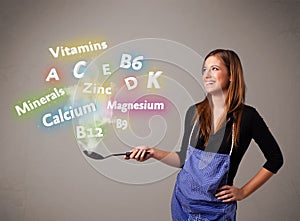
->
xmin=102 ymin=64 xmax=111 ymax=75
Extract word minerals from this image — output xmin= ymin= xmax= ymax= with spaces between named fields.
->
xmin=42 ymin=102 xmax=96 ymax=127
xmin=15 ymin=87 xmax=65 ymax=117
xmin=49 ymin=41 xmax=108 ymax=58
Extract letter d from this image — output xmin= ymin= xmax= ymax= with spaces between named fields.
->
xmin=124 ymin=77 xmax=138 ymax=90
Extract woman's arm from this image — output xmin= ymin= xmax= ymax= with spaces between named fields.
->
xmin=217 ymin=107 xmax=283 ymax=202
xmin=216 ymin=167 xmax=274 ymax=202
xmin=124 ymin=146 xmax=181 ymax=168
xmin=124 ymin=105 xmax=197 ymax=168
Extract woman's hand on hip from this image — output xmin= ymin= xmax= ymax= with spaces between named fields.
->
xmin=215 ymin=185 xmax=245 ymax=202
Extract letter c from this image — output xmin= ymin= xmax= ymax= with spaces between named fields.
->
xmin=73 ymin=60 xmax=87 ymax=79
xmin=63 ymin=110 xmax=71 ymax=120
xmin=42 ymin=113 xmax=53 ymax=127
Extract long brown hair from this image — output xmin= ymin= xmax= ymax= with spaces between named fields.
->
xmin=195 ymin=49 xmax=246 ymax=147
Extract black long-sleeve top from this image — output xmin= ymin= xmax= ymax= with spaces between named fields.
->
xmin=176 ymin=104 xmax=284 ymax=185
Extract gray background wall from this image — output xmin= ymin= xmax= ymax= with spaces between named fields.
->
xmin=1 ymin=0 xmax=299 ymax=220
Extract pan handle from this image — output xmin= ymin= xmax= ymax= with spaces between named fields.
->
xmin=124 ymin=151 xmax=150 ymax=157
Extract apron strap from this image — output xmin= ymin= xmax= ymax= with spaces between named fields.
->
xmin=229 ymin=123 xmax=235 ymax=156
xmin=188 ymin=121 xmax=197 ymax=146
xmin=188 ymin=120 xmax=235 ymax=156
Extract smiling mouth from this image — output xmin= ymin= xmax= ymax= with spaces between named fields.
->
xmin=205 ymin=81 xmax=215 ymax=85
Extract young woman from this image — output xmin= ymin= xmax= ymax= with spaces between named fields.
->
xmin=125 ymin=49 xmax=283 ymax=220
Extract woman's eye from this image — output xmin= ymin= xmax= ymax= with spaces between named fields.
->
xmin=212 ymin=67 xmax=219 ymax=71
xmin=201 ymin=68 xmax=206 ymax=74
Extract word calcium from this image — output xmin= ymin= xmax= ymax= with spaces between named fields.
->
xmin=42 ymin=102 xmax=97 ymax=127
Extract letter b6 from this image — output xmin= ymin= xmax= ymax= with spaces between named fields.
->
xmin=119 ymin=54 xmax=144 ymax=71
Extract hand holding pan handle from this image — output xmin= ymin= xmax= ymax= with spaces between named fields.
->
xmin=83 ymin=150 xmax=150 ymax=160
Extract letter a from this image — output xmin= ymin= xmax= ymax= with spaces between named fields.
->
xmin=147 ymin=71 xmax=162 ymax=88
xmin=124 ymin=76 xmax=138 ymax=90
xmin=45 ymin=68 xmax=60 ymax=82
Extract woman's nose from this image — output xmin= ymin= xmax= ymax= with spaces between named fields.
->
xmin=204 ymin=69 xmax=212 ymax=78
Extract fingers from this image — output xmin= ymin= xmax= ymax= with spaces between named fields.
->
xmin=134 ymin=149 xmax=143 ymax=160
xmin=124 ymin=146 xmax=150 ymax=161
xmin=216 ymin=192 xmax=234 ymax=200
xmin=124 ymin=148 xmax=139 ymax=160
xmin=215 ymin=185 xmax=237 ymax=202
xmin=140 ymin=149 xmax=147 ymax=159
xmin=215 ymin=190 xmax=232 ymax=199
xmin=222 ymin=196 xmax=236 ymax=203
xmin=217 ymin=185 xmax=231 ymax=191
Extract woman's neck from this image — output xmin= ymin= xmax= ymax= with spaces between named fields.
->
xmin=208 ymin=91 xmax=228 ymax=133
xmin=209 ymin=90 xmax=227 ymax=111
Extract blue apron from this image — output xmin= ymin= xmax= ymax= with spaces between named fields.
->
xmin=171 ymin=122 xmax=237 ymax=221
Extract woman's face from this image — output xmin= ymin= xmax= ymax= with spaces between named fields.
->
xmin=202 ymin=55 xmax=230 ymax=95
